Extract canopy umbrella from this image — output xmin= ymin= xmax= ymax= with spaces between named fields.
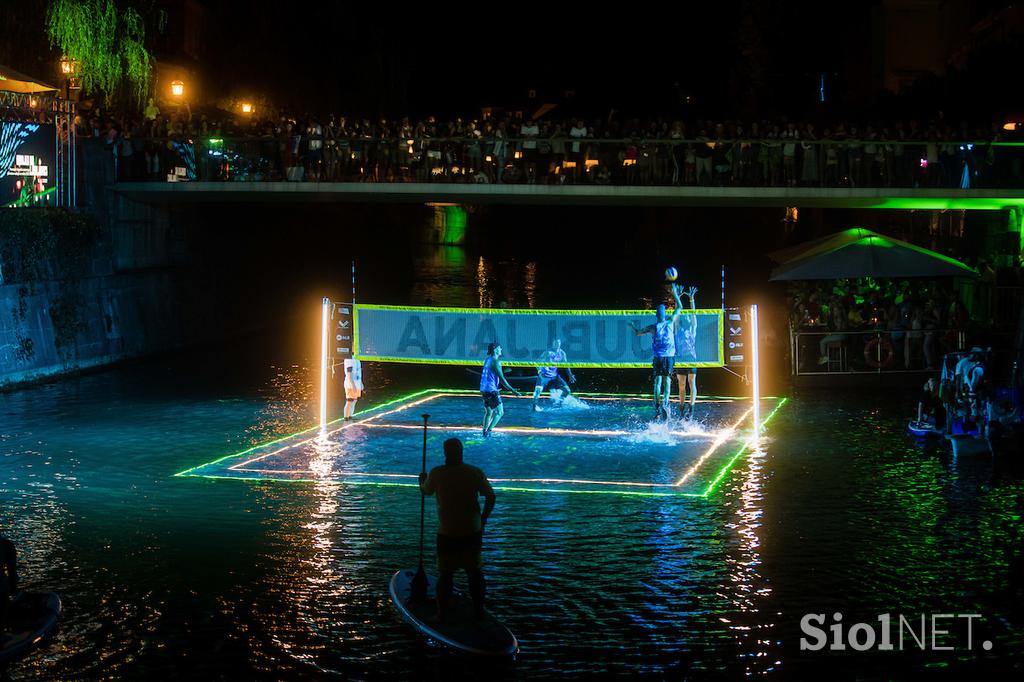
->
xmin=769 ymin=228 xmax=978 ymax=280
xmin=0 ymin=64 xmax=59 ymax=94
xmin=767 ymin=231 xmax=846 ymax=263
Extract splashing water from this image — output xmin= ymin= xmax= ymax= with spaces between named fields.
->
xmin=558 ymin=394 xmax=590 ymax=410
xmin=626 ymin=416 xmax=680 ymax=445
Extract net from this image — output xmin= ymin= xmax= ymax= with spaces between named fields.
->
xmin=353 ymin=305 xmax=724 ymax=368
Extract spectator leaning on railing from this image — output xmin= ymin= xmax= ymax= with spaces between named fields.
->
xmin=72 ymin=103 xmax=1024 ymax=188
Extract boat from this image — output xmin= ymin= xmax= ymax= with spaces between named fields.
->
xmin=0 ymin=591 xmax=62 ymax=666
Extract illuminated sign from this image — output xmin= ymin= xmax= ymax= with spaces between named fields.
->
xmin=2 ymin=123 xmax=55 ymax=207
xmin=7 ymin=154 xmax=49 ymax=181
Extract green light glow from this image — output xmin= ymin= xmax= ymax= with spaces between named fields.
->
xmin=700 ymin=398 xmax=788 ymax=497
xmin=2 ymin=186 xmax=57 ymax=208
xmin=790 ymin=228 xmax=976 ymax=274
xmin=857 ymin=197 xmax=1024 ymax=211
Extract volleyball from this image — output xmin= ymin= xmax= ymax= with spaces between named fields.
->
xmin=664 ymin=267 xmax=679 ymax=282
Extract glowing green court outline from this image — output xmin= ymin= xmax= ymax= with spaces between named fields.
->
xmin=175 ymin=389 xmax=786 ymax=498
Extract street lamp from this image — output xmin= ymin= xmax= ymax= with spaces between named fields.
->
xmin=171 ymin=79 xmax=184 ymax=98
xmin=60 ymin=57 xmax=80 ymax=100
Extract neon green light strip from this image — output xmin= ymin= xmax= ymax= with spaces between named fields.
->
xmin=675 ymin=407 xmax=752 ymax=486
xmin=699 ymin=397 xmax=788 ymax=497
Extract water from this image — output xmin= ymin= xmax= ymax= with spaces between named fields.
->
xmin=3 ymin=235 xmax=1024 ymax=678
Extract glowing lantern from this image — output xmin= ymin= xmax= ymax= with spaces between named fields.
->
xmin=241 ymin=102 xmax=253 ymax=114
xmin=60 ymin=57 xmax=76 ymax=75
xmin=170 ymin=80 xmax=184 ymax=97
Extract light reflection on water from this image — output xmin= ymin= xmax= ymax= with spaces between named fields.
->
xmin=1 ymin=251 xmax=1023 ymax=679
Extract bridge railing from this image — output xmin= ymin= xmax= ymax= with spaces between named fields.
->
xmin=81 ymin=136 xmax=1024 ymax=189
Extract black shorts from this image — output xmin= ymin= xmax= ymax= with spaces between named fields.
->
xmin=481 ymin=391 xmax=502 ymax=409
xmin=437 ymin=532 xmax=483 ymax=553
xmin=537 ymin=375 xmax=569 ymax=392
xmin=677 ymin=367 xmax=696 ymax=377
xmin=652 ymin=356 xmax=675 ymax=376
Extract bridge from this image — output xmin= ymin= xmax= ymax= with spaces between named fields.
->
xmin=111 ymin=182 xmax=1024 ymax=211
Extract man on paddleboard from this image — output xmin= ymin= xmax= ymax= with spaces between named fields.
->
xmin=419 ymin=438 xmax=495 ymax=620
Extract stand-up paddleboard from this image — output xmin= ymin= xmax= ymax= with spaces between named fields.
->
xmin=0 ymin=592 xmax=62 ymax=666
xmin=390 ymin=569 xmax=518 ymax=657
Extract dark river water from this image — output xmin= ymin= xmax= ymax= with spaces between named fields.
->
xmin=2 ymin=208 xmax=1023 ymax=679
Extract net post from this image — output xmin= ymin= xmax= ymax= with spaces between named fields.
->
xmin=321 ymin=297 xmax=330 ymax=430
xmin=721 ymin=264 xmax=725 ymax=311
xmin=750 ymin=303 xmax=761 ymax=436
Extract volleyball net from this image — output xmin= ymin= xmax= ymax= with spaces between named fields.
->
xmin=351 ymin=304 xmax=725 ymax=368
xmin=322 ymin=299 xmax=762 ymax=435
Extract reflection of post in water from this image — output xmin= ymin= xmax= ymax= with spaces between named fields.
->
xmin=410 ymin=242 xmax=468 ymax=307
xmin=423 ymin=203 xmax=468 ymax=245
xmin=723 ymin=444 xmax=776 ymax=675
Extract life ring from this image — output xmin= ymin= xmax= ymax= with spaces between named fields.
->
xmin=864 ymin=337 xmax=895 ymax=368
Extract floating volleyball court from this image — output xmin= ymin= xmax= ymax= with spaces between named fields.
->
xmin=176 ymin=300 xmax=784 ymax=498
xmin=176 ymin=389 xmax=784 ymax=497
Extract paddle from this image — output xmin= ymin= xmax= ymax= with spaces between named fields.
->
xmin=409 ymin=413 xmax=430 ymax=603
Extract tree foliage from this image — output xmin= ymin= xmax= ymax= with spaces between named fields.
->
xmin=45 ymin=0 xmax=153 ymax=107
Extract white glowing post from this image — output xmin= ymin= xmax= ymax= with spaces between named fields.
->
xmin=750 ymin=303 xmax=761 ymax=436
xmin=320 ymin=297 xmax=330 ymax=430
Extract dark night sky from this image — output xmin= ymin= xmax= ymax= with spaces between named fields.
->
xmin=1 ymin=0 xmax=1018 ymax=119
xmin=203 ymin=1 xmax=877 ymax=118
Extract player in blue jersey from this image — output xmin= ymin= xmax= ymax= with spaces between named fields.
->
xmin=675 ymin=287 xmax=699 ymax=420
xmin=631 ymin=283 xmax=684 ymax=421
xmin=480 ymin=343 xmax=521 ymax=437
xmin=531 ymin=338 xmax=576 ymax=411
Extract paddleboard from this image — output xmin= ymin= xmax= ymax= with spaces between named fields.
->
xmin=0 ymin=592 xmax=62 ymax=665
xmin=907 ymin=420 xmax=942 ymax=438
xmin=389 ymin=569 xmax=517 ymax=657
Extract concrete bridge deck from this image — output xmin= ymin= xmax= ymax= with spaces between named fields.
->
xmin=112 ymin=182 xmax=1024 ymax=210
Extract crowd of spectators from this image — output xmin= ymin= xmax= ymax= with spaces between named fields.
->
xmin=788 ymin=277 xmax=973 ymax=372
xmin=77 ymin=102 xmax=1024 ymax=189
